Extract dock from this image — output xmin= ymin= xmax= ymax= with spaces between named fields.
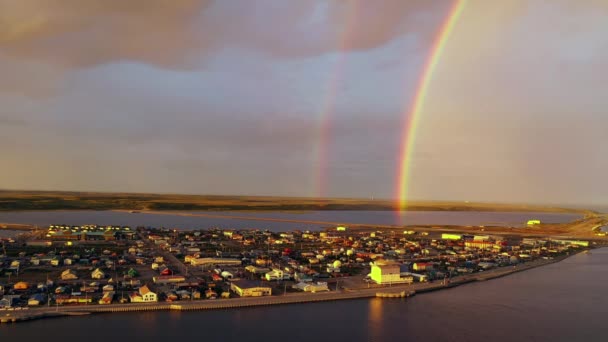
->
xmin=376 ymin=290 xmax=415 ymax=298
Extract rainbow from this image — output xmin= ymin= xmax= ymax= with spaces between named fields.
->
xmin=396 ymin=0 xmax=467 ymax=213
xmin=314 ymin=2 xmax=360 ymax=198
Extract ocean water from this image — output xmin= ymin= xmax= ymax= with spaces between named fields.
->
xmin=0 ymin=210 xmax=581 ymax=232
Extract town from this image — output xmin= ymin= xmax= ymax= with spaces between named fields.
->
xmin=0 ymin=223 xmax=593 ymax=313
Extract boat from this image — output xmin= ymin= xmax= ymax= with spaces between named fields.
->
xmin=376 ymin=290 xmax=416 ymax=298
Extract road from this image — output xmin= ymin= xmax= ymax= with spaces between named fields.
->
xmin=135 ymin=229 xmax=190 ymax=277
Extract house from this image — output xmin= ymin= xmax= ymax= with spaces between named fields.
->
xmin=61 ymin=269 xmax=78 ymax=280
xmin=245 ymin=266 xmax=270 ymax=275
xmin=129 ymin=285 xmax=157 ymax=303
xmin=91 ymin=268 xmax=105 ymax=279
xmin=413 ymin=262 xmax=433 ymax=272
xmin=205 ymin=289 xmax=217 ymax=299
xmin=139 ymin=285 xmax=158 ymax=302
xmin=55 ymin=295 xmax=93 ymax=305
xmin=123 ymin=279 xmax=141 ymax=287
xmin=0 ymin=295 xmax=22 ymax=308
xmin=153 ymin=275 xmax=186 ymax=284
xmin=265 ymin=269 xmax=290 ymax=281
xmin=294 ymin=272 xmax=313 ymax=282
xmin=99 ymin=292 xmax=114 ymax=305
xmin=28 ymin=293 xmax=47 ymax=306
xmin=127 ymin=268 xmax=140 ymax=278
xmin=13 ymin=281 xmax=30 ymax=291
xmin=190 ymin=258 xmax=242 ymax=267
xmin=464 ymin=240 xmax=495 ymax=250
xmin=255 ymin=258 xmax=272 ymax=266
xmin=293 ymin=282 xmax=329 ymax=293
xmin=230 ymin=280 xmax=272 ymax=297
xmin=305 ymin=282 xmax=329 ymax=293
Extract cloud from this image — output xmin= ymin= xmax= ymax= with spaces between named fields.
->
xmin=0 ymin=0 xmax=449 ymax=69
xmin=0 ymin=115 xmax=27 ymax=126
xmin=0 ymin=0 xmax=213 ymax=67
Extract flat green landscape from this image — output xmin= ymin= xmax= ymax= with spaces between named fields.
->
xmin=0 ymin=190 xmax=589 ymax=214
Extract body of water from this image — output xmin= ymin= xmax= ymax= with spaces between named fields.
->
xmin=0 ymin=210 xmax=581 ymax=232
xmin=2 ymin=248 xmax=606 ymax=341
xmin=0 ymin=230 xmax=22 ymax=238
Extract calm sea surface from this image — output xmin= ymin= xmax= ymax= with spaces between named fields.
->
xmin=0 ymin=230 xmax=21 ymax=238
xmin=0 ymin=210 xmax=581 ymax=231
xmin=2 ymin=248 xmax=606 ymax=341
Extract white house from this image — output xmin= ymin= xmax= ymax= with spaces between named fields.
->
xmin=129 ymin=285 xmax=157 ymax=303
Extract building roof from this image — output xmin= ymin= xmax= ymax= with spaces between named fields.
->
xmin=139 ymin=285 xmax=154 ymax=295
xmin=14 ymin=281 xmax=29 ymax=289
xmin=414 ymin=262 xmax=433 ymax=266
xmin=231 ymin=279 xmax=269 ymax=289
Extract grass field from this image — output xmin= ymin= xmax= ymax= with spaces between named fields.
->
xmin=0 ymin=190 xmax=591 ymax=214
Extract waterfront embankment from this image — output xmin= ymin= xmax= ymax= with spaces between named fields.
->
xmin=0 ymin=252 xmax=574 ymax=324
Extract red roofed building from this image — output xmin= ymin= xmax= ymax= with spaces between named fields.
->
xmin=413 ymin=262 xmax=433 ymax=272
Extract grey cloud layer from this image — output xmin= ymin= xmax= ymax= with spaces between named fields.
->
xmin=0 ymin=0 xmax=446 ymax=68
xmin=1 ymin=0 xmax=607 ymax=204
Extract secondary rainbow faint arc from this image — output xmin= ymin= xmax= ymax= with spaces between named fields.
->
xmin=314 ymin=1 xmax=360 ymax=198
xmin=396 ymin=0 xmax=467 ymax=212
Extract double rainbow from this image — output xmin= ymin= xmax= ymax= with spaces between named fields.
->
xmin=396 ymin=0 xmax=467 ymax=213
xmin=313 ymin=0 xmax=466 ymax=205
xmin=314 ymin=1 xmax=361 ymax=198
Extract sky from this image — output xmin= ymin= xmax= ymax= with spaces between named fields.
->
xmin=0 ymin=0 xmax=607 ymax=206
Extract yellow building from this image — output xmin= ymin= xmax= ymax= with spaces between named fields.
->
xmin=230 ymin=280 xmax=272 ymax=297
xmin=442 ymin=233 xmax=462 ymax=240
xmin=551 ymin=239 xmax=589 ymax=247
xmin=370 ymin=262 xmax=404 ymax=284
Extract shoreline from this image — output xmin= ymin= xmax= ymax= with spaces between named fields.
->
xmin=0 ymin=251 xmax=577 ymax=325
xmin=2 ymin=209 xmax=596 ymax=239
